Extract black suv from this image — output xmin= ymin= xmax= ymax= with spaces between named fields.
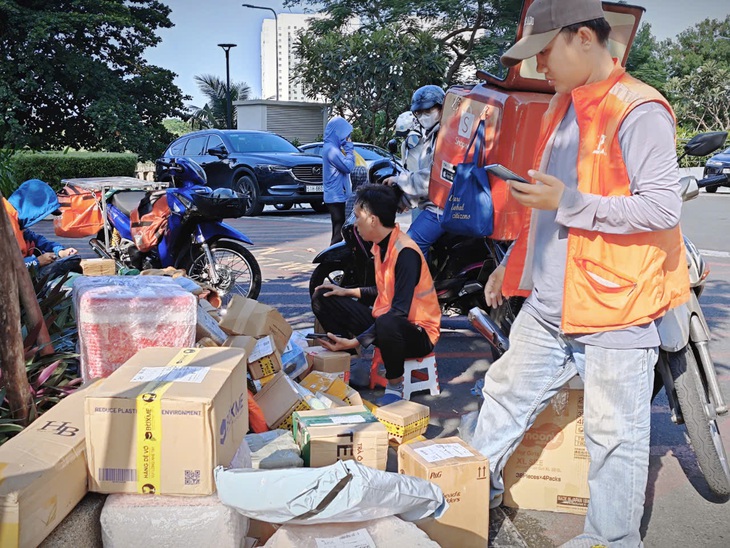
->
xmin=155 ymin=129 xmax=326 ymax=215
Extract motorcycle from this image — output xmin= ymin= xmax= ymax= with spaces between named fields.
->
xmin=87 ymin=158 xmax=262 ymax=301
xmin=470 ymin=131 xmax=730 ymax=497
xmin=309 ymin=143 xmax=512 ymax=320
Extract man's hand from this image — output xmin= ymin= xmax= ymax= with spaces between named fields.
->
xmin=57 ymin=248 xmax=78 ymax=258
xmin=320 ymin=333 xmax=359 ymax=352
xmin=508 ymin=170 xmax=565 ymax=210
xmin=484 ymin=265 xmax=506 ymax=308
xmin=37 ymin=252 xmax=56 ymax=266
xmin=315 ymin=283 xmax=357 ymax=299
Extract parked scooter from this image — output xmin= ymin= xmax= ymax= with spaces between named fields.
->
xmin=88 ymin=158 xmax=262 ymax=300
xmin=470 ymin=131 xmax=730 ymax=497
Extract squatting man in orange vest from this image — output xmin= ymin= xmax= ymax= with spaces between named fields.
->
xmin=311 ymin=184 xmax=441 ymax=405
xmin=471 ymin=0 xmax=689 ymax=546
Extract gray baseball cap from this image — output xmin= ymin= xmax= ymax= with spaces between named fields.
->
xmin=501 ymin=0 xmax=605 ymax=67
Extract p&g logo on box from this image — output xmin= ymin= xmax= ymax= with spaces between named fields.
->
xmin=219 ymin=393 xmax=245 ymax=445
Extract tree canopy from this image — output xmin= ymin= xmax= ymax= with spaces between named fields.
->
xmin=0 ymin=0 xmax=187 ymax=160
xmin=187 ymin=74 xmax=251 ymax=130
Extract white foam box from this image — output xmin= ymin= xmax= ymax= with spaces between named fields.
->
xmin=101 ymin=493 xmax=249 ymax=548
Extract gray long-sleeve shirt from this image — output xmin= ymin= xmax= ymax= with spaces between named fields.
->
xmin=522 ymin=102 xmax=682 ymax=349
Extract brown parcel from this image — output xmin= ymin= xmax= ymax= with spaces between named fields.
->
xmin=0 ymin=381 xmax=100 ymax=548
xmin=374 ymin=400 xmax=429 ymax=444
xmin=303 ymin=347 xmax=351 ymax=384
xmin=503 ymin=377 xmax=589 ymax=515
xmin=225 ymin=335 xmax=283 ymax=380
xmin=399 ymin=436 xmax=490 ymax=548
xmin=293 ymin=406 xmax=388 ymax=470
xmin=218 ymin=295 xmax=292 ymax=353
xmin=80 ymin=258 xmax=116 ymax=276
xmin=254 ymin=372 xmax=310 ymax=430
xmin=85 ymin=347 xmax=248 ymax=496
xmin=195 ymin=301 xmax=228 ymax=346
xmin=299 ymin=371 xmax=363 ymax=406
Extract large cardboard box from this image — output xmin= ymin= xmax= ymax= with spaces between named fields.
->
xmin=303 ymin=347 xmax=351 ymax=383
xmin=293 ymin=406 xmax=388 ymax=470
xmin=0 ymin=382 xmax=100 ymax=548
xmin=299 ymin=371 xmax=363 ymax=406
xmin=398 ymin=437 xmax=490 ymax=548
xmin=225 ymin=335 xmax=283 ymax=380
xmin=218 ymin=295 xmax=292 ymax=353
xmin=85 ymin=347 xmax=248 ymax=495
xmin=374 ymin=400 xmax=429 ymax=444
xmin=503 ymin=378 xmax=589 ymax=515
xmin=254 ymin=372 xmax=311 ymax=430
xmin=196 ymin=301 xmax=228 ymax=346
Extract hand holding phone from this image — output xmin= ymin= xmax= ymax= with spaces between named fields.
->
xmin=305 ymin=332 xmax=334 ymax=340
xmin=486 ymin=164 xmax=530 ymax=184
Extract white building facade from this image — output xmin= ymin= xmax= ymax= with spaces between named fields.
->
xmin=261 ymin=13 xmax=325 ymax=102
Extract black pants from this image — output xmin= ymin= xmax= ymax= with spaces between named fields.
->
xmin=312 ymin=288 xmax=434 ymax=379
xmin=326 ymin=202 xmax=346 ymax=245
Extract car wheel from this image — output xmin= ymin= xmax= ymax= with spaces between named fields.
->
xmin=235 ymin=174 xmax=264 ymax=216
xmin=274 ymin=203 xmax=293 ymax=211
xmin=706 ymin=185 xmax=718 ymax=193
xmin=309 ymin=200 xmax=328 ymax=213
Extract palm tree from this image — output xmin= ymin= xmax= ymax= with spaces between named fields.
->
xmin=187 ymin=74 xmax=252 ymax=129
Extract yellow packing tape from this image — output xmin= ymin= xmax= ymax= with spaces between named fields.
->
xmin=135 ymin=348 xmax=200 ymax=495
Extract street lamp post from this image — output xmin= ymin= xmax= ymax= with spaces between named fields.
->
xmin=242 ymin=3 xmax=279 ymax=101
xmin=217 ymin=43 xmax=237 ymax=129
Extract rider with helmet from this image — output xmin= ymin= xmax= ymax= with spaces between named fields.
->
xmin=386 ymin=84 xmax=445 ymax=259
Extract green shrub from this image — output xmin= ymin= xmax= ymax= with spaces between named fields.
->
xmin=11 ymin=152 xmax=137 ymax=192
xmin=0 ymin=149 xmax=16 ymax=197
xmin=676 ymin=126 xmax=710 ymax=169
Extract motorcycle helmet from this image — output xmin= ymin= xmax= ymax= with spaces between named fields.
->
xmin=395 ymin=111 xmax=417 ymax=137
xmin=175 ymin=157 xmax=207 ymax=187
xmin=410 ymin=85 xmax=445 ymax=113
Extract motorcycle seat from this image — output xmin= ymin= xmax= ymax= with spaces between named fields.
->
xmin=111 ymin=190 xmax=148 ymax=216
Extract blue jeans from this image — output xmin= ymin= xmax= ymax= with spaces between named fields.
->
xmin=407 ymin=208 xmax=444 ymax=259
xmin=473 ymin=312 xmax=657 ymax=548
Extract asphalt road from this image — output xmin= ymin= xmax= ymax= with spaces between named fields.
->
xmin=35 ymin=188 xmax=730 ymax=546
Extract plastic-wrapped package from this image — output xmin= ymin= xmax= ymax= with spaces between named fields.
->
xmin=231 ymin=437 xmax=253 ymax=469
xmin=100 ymin=493 xmax=248 ymax=548
xmin=264 ymin=516 xmax=439 ymax=547
xmin=73 ymin=276 xmax=197 ymax=381
xmin=215 ymin=460 xmax=446 ymax=524
xmin=245 ymin=429 xmax=303 ymax=469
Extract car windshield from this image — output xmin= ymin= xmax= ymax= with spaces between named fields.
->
xmin=226 ymin=132 xmax=299 ymax=154
xmin=354 ymin=146 xmax=389 ymax=161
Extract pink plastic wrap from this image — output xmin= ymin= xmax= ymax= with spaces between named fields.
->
xmin=74 ymin=276 xmax=197 ymax=381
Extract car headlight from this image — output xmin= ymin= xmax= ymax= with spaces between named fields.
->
xmin=706 ymin=160 xmax=723 ymax=167
xmin=263 ymin=165 xmax=291 ymax=173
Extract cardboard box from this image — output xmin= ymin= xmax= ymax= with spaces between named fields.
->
xmin=304 ymin=347 xmax=351 ymax=383
xmin=196 ymin=302 xmax=228 ymax=346
xmin=80 ymin=258 xmax=116 ymax=276
xmin=254 ymin=372 xmax=311 ymax=430
xmin=299 ymin=371 xmax=363 ymax=406
xmin=398 ymin=437 xmax=490 ymax=548
xmin=374 ymin=400 xmax=429 ymax=444
xmin=85 ymin=347 xmax=248 ymax=495
xmin=0 ymin=382 xmax=100 ymax=548
xmin=503 ymin=378 xmax=589 ymax=515
xmin=225 ymin=335 xmax=283 ymax=380
xmin=218 ymin=295 xmax=292 ymax=353
xmin=293 ymin=406 xmax=388 ymax=470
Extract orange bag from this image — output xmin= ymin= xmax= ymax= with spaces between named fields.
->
xmin=130 ymin=190 xmax=170 ymax=252
xmin=248 ymin=389 xmax=268 ymax=433
xmin=53 ymin=184 xmax=104 ymax=237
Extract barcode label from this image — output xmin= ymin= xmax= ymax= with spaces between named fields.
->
xmin=185 ymin=469 xmax=201 ymax=485
xmin=100 ymin=467 xmax=137 ymax=483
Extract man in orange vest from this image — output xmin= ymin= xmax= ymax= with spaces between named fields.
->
xmin=312 ymin=184 xmax=441 ymax=404
xmin=471 ymin=1 xmax=689 ymax=546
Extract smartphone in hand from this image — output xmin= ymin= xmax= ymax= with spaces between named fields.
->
xmin=305 ymin=333 xmax=334 ymax=340
xmin=486 ymin=164 xmax=530 ymax=184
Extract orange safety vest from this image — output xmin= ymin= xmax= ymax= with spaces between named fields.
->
xmin=2 ymin=197 xmax=30 ymax=257
xmin=503 ymin=64 xmax=690 ymax=334
xmin=372 ymin=225 xmax=441 ymax=345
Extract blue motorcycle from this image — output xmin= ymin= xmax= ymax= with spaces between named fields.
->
xmin=88 ymin=158 xmax=261 ymax=300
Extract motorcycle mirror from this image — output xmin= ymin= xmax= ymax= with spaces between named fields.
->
xmin=679 ymin=175 xmax=699 ymax=202
xmin=387 ymin=139 xmax=398 ymax=155
xmin=683 ymin=131 xmax=728 ymax=157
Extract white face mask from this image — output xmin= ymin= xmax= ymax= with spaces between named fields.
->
xmin=416 ymin=110 xmax=440 ymax=131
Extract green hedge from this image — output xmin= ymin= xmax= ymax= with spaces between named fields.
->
xmin=11 ymin=152 xmax=137 ymax=192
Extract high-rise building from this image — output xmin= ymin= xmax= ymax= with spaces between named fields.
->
xmin=260 ymin=13 xmax=325 ymax=102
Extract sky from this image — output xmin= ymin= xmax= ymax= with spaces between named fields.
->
xmin=144 ymin=0 xmax=730 ymax=110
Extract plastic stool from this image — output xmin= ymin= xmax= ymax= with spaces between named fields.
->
xmin=370 ymin=350 xmax=440 ymax=400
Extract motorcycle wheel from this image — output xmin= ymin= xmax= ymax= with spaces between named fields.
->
xmin=309 ymin=262 xmax=346 ymax=296
xmin=188 ymin=241 xmax=262 ymax=304
xmin=668 ymin=344 xmax=730 ymax=496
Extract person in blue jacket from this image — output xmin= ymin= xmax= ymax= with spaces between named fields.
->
xmin=7 ymin=179 xmax=80 ymax=278
xmin=322 ymin=116 xmax=356 ymax=244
